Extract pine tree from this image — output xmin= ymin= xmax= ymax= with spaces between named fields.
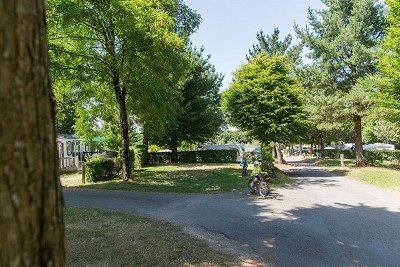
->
xmin=296 ymin=0 xmax=386 ymax=166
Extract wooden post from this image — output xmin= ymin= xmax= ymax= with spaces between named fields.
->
xmin=340 ymin=154 xmax=345 ymax=167
xmin=82 ymin=163 xmax=86 ymax=184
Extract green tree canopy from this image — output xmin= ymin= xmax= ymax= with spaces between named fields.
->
xmin=247 ymin=28 xmax=302 ymax=66
xmin=296 ymin=0 xmax=386 ymax=166
xmin=222 ymin=53 xmax=306 ymax=146
xmin=47 ymin=0 xmax=194 ymax=180
xmin=152 ymin=47 xmax=224 ymax=157
xmin=379 ymin=0 xmax=400 ymax=121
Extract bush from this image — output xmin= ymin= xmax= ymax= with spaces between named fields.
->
xmin=364 ymin=150 xmax=400 ymax=167
xmin=260 ymin=146 xmax=274 ymax=171
xmin=314 ymin=149 xmax=356 ymax=159
xmin=148 ymin=150 xmax=238 ymax=164
xmin=112 ymin=157 xmax=122 ymax=174
xmin=313 ymin=149 xmax=400 ymax=167
xmin=134 ymin=145 xmax=147 ymax=169
xmin=85 ymin=158 xmax=115 ymax=182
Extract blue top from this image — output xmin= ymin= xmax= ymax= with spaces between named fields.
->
xmin=241 ymin=159 xmax=248 ymax=167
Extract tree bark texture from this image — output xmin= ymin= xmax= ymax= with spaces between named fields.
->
xmin=0 ymin=1 xmax=65 ymax=266
xmin=354 ymin=115 xmax=365 ymax=166
xmin=113 ymin=75 xmax=132 ymax=181
xmin=275 ymin=142 xmax=286 ymax=165
xmin=320 ymin=140 xmax=325 ymax=155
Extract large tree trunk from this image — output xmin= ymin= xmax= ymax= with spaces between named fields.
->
xmin=354 ymin=115 xmax=365 ymax=166
xmin=113 ymin=76 xmax=132 ymax=181
xmin=273 ymin=145 xmax=278 ymax=159
xmin=320 ymin=140 xmax=325 ymax=156
xmin=275 ymin=142 xmax=286 ymax=165
xmin=0 ymin=1 xmax=65 ymax=265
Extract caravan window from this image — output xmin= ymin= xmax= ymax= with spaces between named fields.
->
xmin=59 ymin=143 xmax=64 ymax=158
xmin=66 ymin=141 xmax=72 ymax=156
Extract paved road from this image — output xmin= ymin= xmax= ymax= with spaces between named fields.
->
xmin=64 ymin=161 xmax=400 ymax=266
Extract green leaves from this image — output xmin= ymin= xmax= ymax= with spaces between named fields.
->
xmin=153 ymin=47 xmax=224 ymax=148
xmin=222 ymin=54 xmax=306 ymax=144
xmin=378 ymin=0 xmax=400 ymax=122
xmin=297 ymin=0 xmax=386 ymax=93
xmin=47 ymin=0 xmax=200 ymax=145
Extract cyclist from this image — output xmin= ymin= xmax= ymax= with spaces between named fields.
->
xmin=249 ymin=161 xmax=263 ymax=188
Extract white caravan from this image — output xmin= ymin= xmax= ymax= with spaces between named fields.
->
xmin=199 ymin=144 xmax=243 ymax=162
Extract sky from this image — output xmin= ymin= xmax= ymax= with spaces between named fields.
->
xmin=184 ymin=0 xmax=326 ymax=90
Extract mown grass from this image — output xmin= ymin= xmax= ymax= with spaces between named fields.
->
xmin=65 ymin=206 xmax=235 ymax=266
xmin=299 ymin=157 xmax=400 ymax=190
xmin=300 ymin=157 xmax=357 ymax=167
xmin=61 ymin=163 xmax=292 ymax=193
xmin=333 ymin=168 xmax=400 ymax=189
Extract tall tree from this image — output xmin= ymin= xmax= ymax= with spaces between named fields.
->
xmin=247 ymin=28 xmax=302 ymax=66
xmin=379 ymin=0 xmax=400 ymax=122
xmin=296 ymin=0 xmax=386 ymax=166
xmin=153 ymin=48 xmax=224 ymax=160
xmin=297 ymin=65 xmax=353 ymax=151
xmin=54 ymin=80 xmax=78 ymax=134
xmin=222 ymin=54 xmax=306 ymax=164
xmin=0 ymin=1 xmax=65 ymax=265
xmin=48 ymin=0 xmax=186 ymax=180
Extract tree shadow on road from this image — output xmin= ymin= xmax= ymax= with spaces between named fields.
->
xmin=279 ymin=166 xmax=342 ymax=190
xmin=243 ymin=201 xmax=400 ymax=266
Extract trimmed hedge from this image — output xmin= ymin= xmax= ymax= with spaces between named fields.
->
xmin=85 ymin=158 xmax=115 ymax=182
xmin=365 ymin=150 xmax=400 ymax=167
xmin=314 ymin=149 xmax=400 ymax=167
xmin=314 ymin=149 xmax=356 ymax=159
xmin=148 ymin=150 xmax=238 ymax=164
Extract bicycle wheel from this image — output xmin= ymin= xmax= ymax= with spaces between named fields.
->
xmin=259 ymin=182 xmax=270 ymax=197
xmin=248 ymin=179 xmax=256 ymax=194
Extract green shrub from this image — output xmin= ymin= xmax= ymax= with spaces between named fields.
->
xmin=313 ymin=149 xmax=400 ymax=167
xmin=177 ymin=151 xmax=197 ymax=163
xmin=134 ymin=145 xmax=147 ymax=169
xmin=314 ymin=149 xmax=356 ymax=159
xmin=261 ymin=146 xmax=274 ymax=171
xmin=364 ymin=150 xmax=400 ymax=167
xmin=112 ymin=157 xmax=122 ymax=174
xmin=148 ymin=150 xmax=238 ymax=164
xmin=85 ymin=158 xmax=115 ymax=182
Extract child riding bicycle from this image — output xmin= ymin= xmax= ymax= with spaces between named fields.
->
xmin=249 ymin=161 xmax=266 ymax=188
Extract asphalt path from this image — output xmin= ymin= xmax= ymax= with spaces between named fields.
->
xmin=64 ymin=161 xmax=400 ymax=266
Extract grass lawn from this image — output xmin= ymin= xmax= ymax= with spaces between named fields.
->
xmin=300 ymin=157 xmax=357 ymax=167
xmin=332 ymin=168 xmax=400 ymax=190
xmin=65 ymin=206 xmax=235 ymax=266
xmin=61 ymin=163 xmax=292 ymax=193
xmin=299 ymin=157 xmax=400 ymax=191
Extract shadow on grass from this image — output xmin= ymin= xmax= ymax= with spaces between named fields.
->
xmin=75 ymin=167 xmax=245 ymax=193
xmin=66 ymin=164 xmax=294 ymax=194
xmin=64 ymin=185 xmax=400 ymax=265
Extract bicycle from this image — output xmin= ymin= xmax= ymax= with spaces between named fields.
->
xmin=248 ymin=172 xmax=271 ymax=197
